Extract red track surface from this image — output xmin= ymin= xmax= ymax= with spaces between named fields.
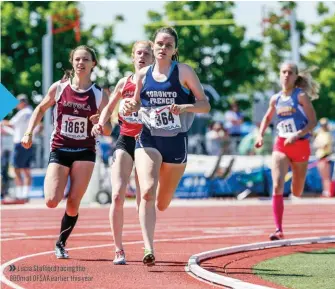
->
xmin=1 ymin=201 xmax=335 ymax=289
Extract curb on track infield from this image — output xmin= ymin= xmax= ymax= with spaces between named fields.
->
xmin=186 ymin=235 xmax=335 ymax=289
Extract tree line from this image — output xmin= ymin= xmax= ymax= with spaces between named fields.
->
xmin=2 ymin=1 xmax=335 ymax=118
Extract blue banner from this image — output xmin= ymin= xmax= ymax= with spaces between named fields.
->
xmin=0 ymin=84 xmax=19 ymax=120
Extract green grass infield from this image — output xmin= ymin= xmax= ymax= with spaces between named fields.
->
xmin=252 ymin=248 xmax=335 ymax=289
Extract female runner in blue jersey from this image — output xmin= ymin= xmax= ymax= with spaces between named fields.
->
xmin=255 ymin=62 xmax=319 ymax=241
xmin=123 ymin=27 xmax=211 ymax=265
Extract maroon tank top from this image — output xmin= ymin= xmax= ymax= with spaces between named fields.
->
xmin=50 ymin=79 xmax=102 ymax=151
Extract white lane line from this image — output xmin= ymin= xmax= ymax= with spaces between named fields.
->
xmin=1 ymin=233 xmax=247 ymax=289
xmin=0 ymin=226 xmax=268 ymax=242
xmin=2 ymin=219 xmax=334 ymax=232
xmin=2 ymin=197 xmax=335 ymax=210
xmin=0 ymin=217 xmax=275 ymax=228
xmin=0 ymin=233 xmax=26 ymax=237
xmin=187 ymin=236 xmax=335 ymax=289
xmin=2 ymin=222 xmax=335 ymax=240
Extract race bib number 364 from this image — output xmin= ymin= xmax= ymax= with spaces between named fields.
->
xmin=150 ymin=106 xmax=181 ymax=130
xmin=61 ymin=115 xmax=88 ymax=140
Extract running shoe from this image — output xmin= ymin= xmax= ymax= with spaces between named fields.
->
xmin=113 ymin=249 xmax=126 ymax=265
xmin=142 ymin=249 xmax=155 ymax=266
xmin=269 ymin=229 xmax=284 ymax=241
xmin=55 ymin=241 xmax=69 ymax=259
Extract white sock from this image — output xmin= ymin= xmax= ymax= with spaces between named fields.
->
xmin=22 ymin=186 xmax=30 ymax=198
xmin=322 ymin=191 xmax=330 ymax=197
xmin=15 ymin=186 xmax=23 ymax=199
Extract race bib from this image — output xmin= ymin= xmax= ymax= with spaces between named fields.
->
xmin=150 ymin=105 xmax=181 ymax=130
xmin=119 ymin=99 xmax=142 ymax=124
xmin=277 ymin=118 xmax=297 ymax=137
xmin=61 ymin=115 xmax=88 ymax=140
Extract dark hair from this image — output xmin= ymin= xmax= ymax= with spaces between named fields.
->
xmin=280 ymin=62 xmax=320 ymax=100
xmin=153 ymin=27 xmax=179 ymax=61
xmin=63 ymin=45 xmax=98 ymax=80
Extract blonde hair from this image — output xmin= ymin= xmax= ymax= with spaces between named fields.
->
xmin=131 ymin=40 xmax=153 ymax=58
xmin=281 ymin=62 xmax=320 ymax=101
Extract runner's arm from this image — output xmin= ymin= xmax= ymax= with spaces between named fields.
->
xmin=123 ymin=67 xmax=149 ymax=114
xmin=97 ymin=78 xmax=126 ymax=126
xmin=178 ymin=63 xmax=211 ymax=114
xmin=98 ymin=90 xmax=113 ymax=136
xmin=24 ymin=82 xmax=58 ymax=135
xmin=258 ymin=95 xmax=276 ymax=137
xmin=297 ymin=92 xmax=317 ymax=138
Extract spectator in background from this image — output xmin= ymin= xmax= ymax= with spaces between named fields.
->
xmin=313 ymin=117 xmax=333 ymax=197
xmin=205 ymin=121 xmax=228 ymax=155
xmin=224 ymin=101 xmax=244 ymax=137
xmin=1 ymin=94 xmax=33 ymax=201
xmin=238 ymin=122 xmax=273 ymax=155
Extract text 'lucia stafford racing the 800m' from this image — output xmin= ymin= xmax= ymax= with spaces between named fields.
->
xmin=16 ymin=265 xmax=86 ymax=273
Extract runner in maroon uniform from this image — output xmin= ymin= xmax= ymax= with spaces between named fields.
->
xmin=21 ymin=45 xmax=112 ymax=259
xmin=92 ymin=41 xmax=154 ymax=265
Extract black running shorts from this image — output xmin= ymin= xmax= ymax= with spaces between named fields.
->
xmin=114 ymin=134 xmax=136 ymax=160
xmin=49 ymin=149 xmax=96 ymax=168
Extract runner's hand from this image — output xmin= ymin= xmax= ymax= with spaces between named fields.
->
xmin=254 ymin=135 xmax=263 ymax=148
xmin=123 ymin=99 xmax=138 ymax=116
xmin=91 ymin=123 xmax=103 ymax=137
xmin=21 ymin=134 xmax=33 ymax=149
xmin=89 ymin=113 xmax=100 ymax=124
xmin=170 ymin=104 xmax=186 ymax=115
xmin=284 ymin=133 xmax=299 ymax=146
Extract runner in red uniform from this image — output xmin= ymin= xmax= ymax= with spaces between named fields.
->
xmin=92 ymin=40 xmax=154 ymax=265
xmin=21 ymin=45 xmax=112 ymax=259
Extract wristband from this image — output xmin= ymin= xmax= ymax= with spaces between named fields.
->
xmin=24 ymin=133 xmax=33 ymax=137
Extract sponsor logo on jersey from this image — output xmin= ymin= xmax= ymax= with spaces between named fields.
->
xmin=277 ymin=106 xmax=296 ymax=116
xmin=63 ymin=101 xmax=91 ymax=111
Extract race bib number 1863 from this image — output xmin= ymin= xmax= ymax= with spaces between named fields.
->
xmin=61 ymin=115 xmax=88 ymax=140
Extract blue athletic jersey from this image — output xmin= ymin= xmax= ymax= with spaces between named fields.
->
xmin=139 ymin=61 xmax=195 ymax=137
xmin=275 ymin=88 xmax=310 ymax=139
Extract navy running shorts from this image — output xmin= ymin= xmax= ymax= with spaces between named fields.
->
xmin=13 ymin=143 xmax=33 ymax=169
xmin=136 ymin=126 xmax=188 ymax=164
xmin=49 ymin=149 xmax=96 ymax=168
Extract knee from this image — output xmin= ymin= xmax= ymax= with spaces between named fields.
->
xmin=156 ymin=202 xmax=168 ymax=212
xmin=46 ymin=199 xmax=59 ymax=208
xmin=112 ymin=193 xmax=125 ymax=207
xmin=291 ymin=184 xmax=303 ymax=197
xmin=141 ymin=191 xmax=155 ymax=202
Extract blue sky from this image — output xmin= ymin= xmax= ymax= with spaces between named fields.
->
xmin=80 ymin=1 xmax=321 ymax=43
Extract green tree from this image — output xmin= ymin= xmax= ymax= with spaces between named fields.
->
xmin=262 ymin=2 xmax=335 ymax=118
xmin=144 ymin=1 xmax=264 ymax=111
xmin=1 ymin=1 xmax=124 ymax=113
xmin=305 ymin=3 xmax=335 ymax=118
xmin=263 ymin=2 xmax=302 ymax=71
xmin=1 ymin=2 xmax=79 ymax=102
